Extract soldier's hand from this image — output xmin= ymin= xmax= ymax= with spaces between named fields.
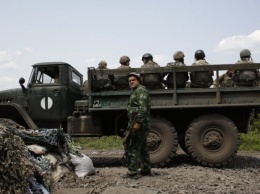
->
xmin=132 ymin=123 xmax=140 ymax=131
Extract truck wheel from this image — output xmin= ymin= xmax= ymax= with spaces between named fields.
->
xmin=147 ymin=117 xmax=178 ymax=167
xmin=185 ymin=114 xmax=240 ymax=167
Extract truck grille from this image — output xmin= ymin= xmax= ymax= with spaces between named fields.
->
xmin=0 ymin=98 xmax=12 ymax=103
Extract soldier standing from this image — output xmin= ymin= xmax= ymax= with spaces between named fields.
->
xmin=232 ymin=49 xmax=258 ymax=86
xmin=165 ymin=51 xmax=189 ymax=88
xmin=114 ymin=56 xmax=131 ymax=90
xmin=141 ymin=53 xmax=163 ymax=89
xmin=190 ymin=50 xmax=214 ymax=88
xmin=123 ymin=72 xmax=152 ymax=179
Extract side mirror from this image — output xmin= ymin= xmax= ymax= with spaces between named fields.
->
xmin=19 ymin=77 xmax=25 ymax=85
xmin=19 ymin=77 xmax=26 ymax=93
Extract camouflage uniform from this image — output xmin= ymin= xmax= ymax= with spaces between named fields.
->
xmin=126 ymin=85 xmax=151 ymax=176
xmin=190 ymin=60 xmax=213 ymax=88
xmin=141 ymin=61 xmax=163 ymax=89
xmin=96 ymin=63 xmax=109 ymax=80
xmin=114 ymin=65 xmax=130 ymax=90
xmin=166 ymin=62 xmax=189 ymax=88
xmin=233 ymin=58 xmax=258 ymax=86
xmin=213 ymin=72 xmax=234 ymax=87
xmin=93 ymin=61 xmax=114 ymax=91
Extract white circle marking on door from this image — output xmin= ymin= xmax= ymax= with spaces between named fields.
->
xmin=41 ymin=97 xmax=53 ymax=110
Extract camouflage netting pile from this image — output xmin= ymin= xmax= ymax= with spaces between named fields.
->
xmin=0 ymin=124 xmax=35 ymax=193
xmin=0 ymin=120 xmax=78 ymax=194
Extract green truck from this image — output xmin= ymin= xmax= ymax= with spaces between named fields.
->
xmin=1 ymin=62 xmax=260 ymax=167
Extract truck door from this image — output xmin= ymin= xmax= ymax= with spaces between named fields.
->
xmin=27 ymin=66 xmax=64 ymax=128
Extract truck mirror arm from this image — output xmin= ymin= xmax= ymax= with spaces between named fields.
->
xmin=20 ymin=84 xmax=27 ymax=93
xmin=19 ymin=77 xmax=27 ymax=93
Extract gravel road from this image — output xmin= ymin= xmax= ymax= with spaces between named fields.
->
xmin=53 ymin=150 xmax=260 ymax=194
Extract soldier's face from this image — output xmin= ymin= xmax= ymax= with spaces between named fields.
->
xmin=128 ymin=76 xmax=140 ymax=89
xmin=142 ymin=58 xmax=148 ymax=64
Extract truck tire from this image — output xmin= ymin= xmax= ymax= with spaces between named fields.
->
xmin=148 ymin=117 xmax=178 ymax=167
xmin=185 ymin=114 xmax=240 ymax=167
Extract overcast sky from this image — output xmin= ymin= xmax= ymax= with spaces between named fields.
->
xmin=1 ymin=0 xmax=260 ymax=90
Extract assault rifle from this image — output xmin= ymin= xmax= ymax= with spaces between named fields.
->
xmin=121 ymin=112 xmax=138 ymax=166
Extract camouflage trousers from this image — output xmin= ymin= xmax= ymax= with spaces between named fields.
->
xmin=127 ymin=129 xmax=151 ymax=175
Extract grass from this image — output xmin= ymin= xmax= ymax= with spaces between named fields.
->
xmin=71 ymin=131 xmax=260 ymax=151
xmin=71 ymin=136 xmax=123 ymax=150
xmin=240 ymin=116 xmax=260 ymax=151
xmin=240 ymin=130 xmax=260 ymax=151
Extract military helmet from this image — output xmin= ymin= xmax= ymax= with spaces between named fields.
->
xmin=173 ymin=51 xmax=185 ymax=60
xmin=142 ymin=53 xmax=153 ymax=61
xmin=194 ymin=50 xmax=205 ymax=60
xmin=240 ymin=49 xmax=251 ymax=58
xmin=128 ymin=72 xmax=141 ymax=82
xmin=119 ymin=56 xmax=130 ymax=65
xmin=98 ymin=60 xmax=107 ymax=68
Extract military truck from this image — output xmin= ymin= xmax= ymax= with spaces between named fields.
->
xmin=1 ymin=61 xmax=260 ymax=167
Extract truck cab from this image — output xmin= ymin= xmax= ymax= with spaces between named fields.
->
xmin=0 ymin=62 xmax=83 ymax=130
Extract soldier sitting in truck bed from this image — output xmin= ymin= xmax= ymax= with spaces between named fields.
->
xmin=140 ymin=53 xmax=164 ymax=89
xmin=114 ymin=56 xmax=131 ymax=90
xmin=92 ymin=60 xmax=115 ymax=92
xmin=164 ymin=51 xmax=189 ymax=89
xmin=232 ymin=49 xmax=258 ymax=86
xmin=213 ymin=70 xmax=234 ymax=88
xmin=190 ymin=50 xmax=214 ymax=88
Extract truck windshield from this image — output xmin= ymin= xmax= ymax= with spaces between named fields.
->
xmin=30 ymin=66 xmax=60 ymax=84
